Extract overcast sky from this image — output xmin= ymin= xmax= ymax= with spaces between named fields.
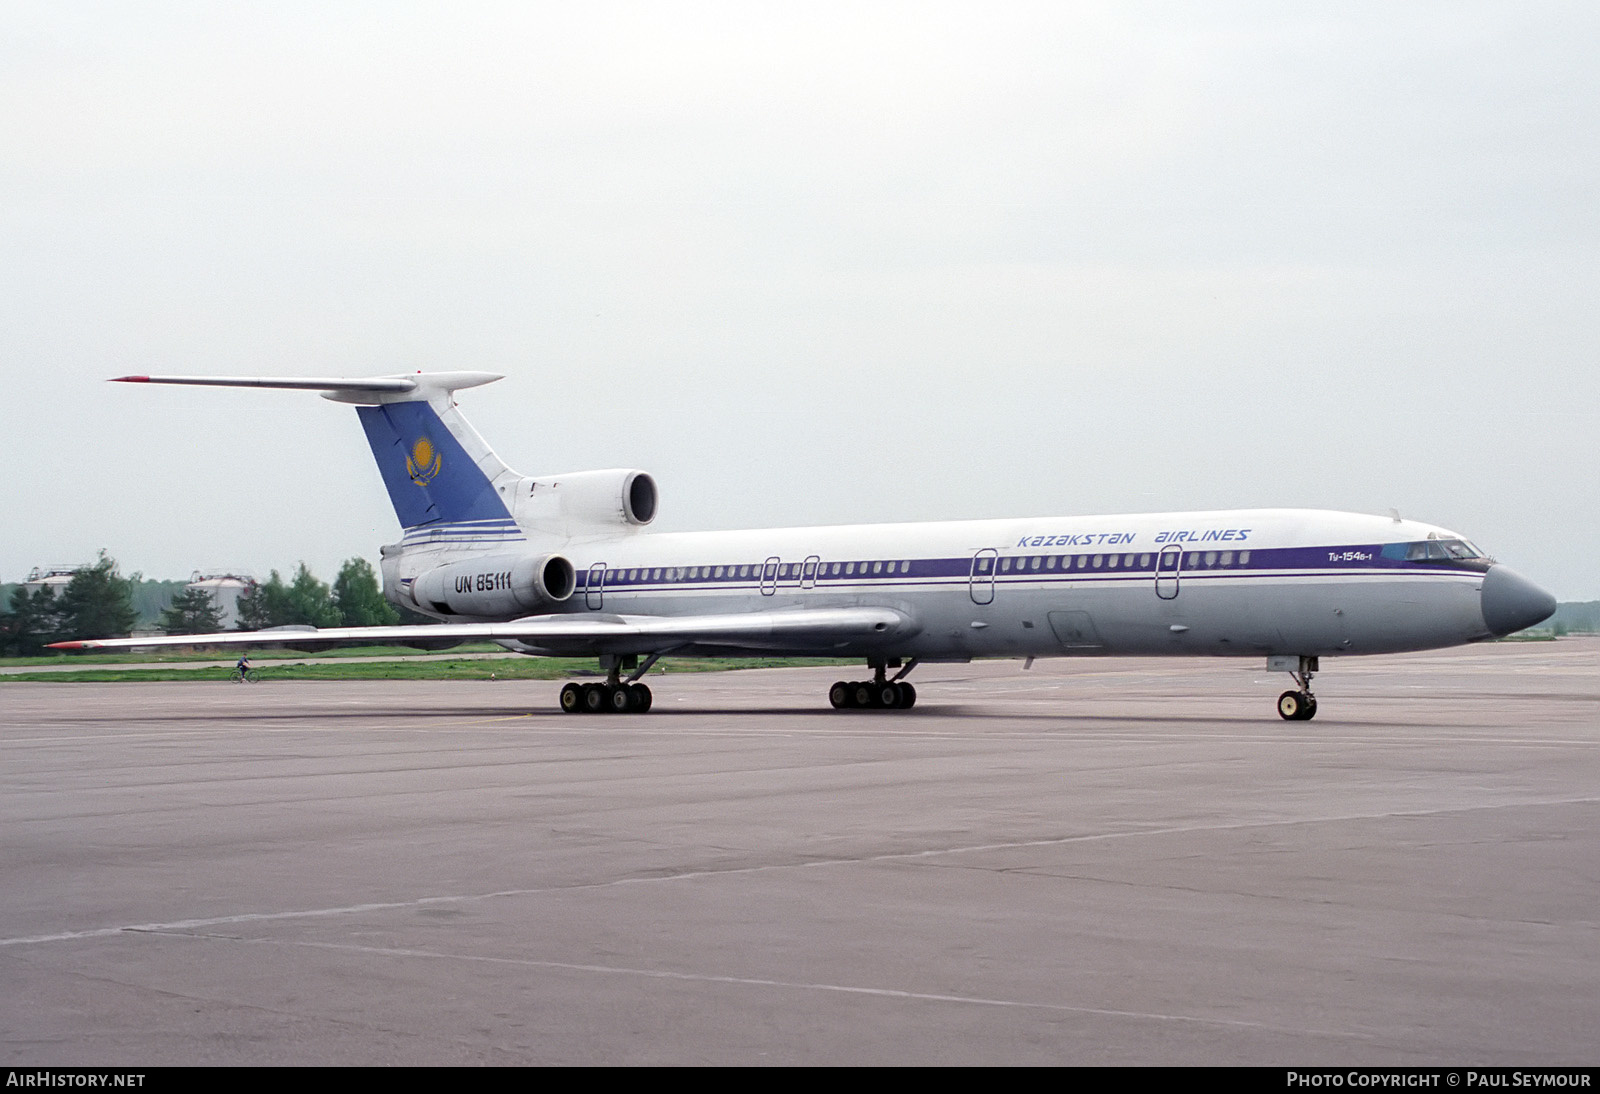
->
xmin=3 ymin=2 xmax=1596 ymax=599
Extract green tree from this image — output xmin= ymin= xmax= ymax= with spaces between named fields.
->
xmin=236 ymin=564 xmax=340 ymax=629
xmin=131 ymin=579 xmax=191 ymax=629
xmin=59 ymin=552 xmax=138 ymax=640
xmin=333 ymin=558 xmax=399 ymax=627
xmin=235 ymin=573 xmax=283 ymax=631
xmin=285 ymin=563 xmax=341 ymax=627
xmin=1 ymin=585 xmax=66 ymax=655
xmin=159 ymin=586 xmax=225 ymax=635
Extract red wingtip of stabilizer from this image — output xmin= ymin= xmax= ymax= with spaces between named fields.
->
xmin=47 ymin=641 xmax=88 ymax=650
xmin=111 ymin=375 xmax=150 ymax=383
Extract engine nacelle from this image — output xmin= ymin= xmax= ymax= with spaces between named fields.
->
xmin=410 ymin=553 xmax=576 ymax=618
xmin=522 ymin=469 xmax=657 ymax=530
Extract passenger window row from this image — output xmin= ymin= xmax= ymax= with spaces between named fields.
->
xmin=581 ymin=550 xmax=1262 ymax=586
xmin=581 ymin=561 xmax=915 ymax=584
xmin=996 ymin=551 xmax=1253 ymax=572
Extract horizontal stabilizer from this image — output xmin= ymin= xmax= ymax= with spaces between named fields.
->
xmin=111 ymin=369 xmax=520 ymax=529
xmin=111 ymin=372 xmax=502 ymax=405
xmin=49 ymin=608 xmax=915 ymax=658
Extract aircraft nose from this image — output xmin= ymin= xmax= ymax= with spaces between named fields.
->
xmin=1481 ymin=565 xmax=1558 ymax=636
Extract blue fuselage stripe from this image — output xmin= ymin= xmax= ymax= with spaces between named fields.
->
xmin=567 ymin=544 xmax=1484 ymax=592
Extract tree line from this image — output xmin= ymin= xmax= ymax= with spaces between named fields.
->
xmin=0 ymin=555 xmax=402 ymax=655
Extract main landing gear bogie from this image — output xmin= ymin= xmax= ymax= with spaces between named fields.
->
xmin=560 ymin=681 xmax=653 ymax=715
xmin=829 ymin=658 xmax=919 ymax=711
xmin=560 ymin=652 xmax=664 ymax=715
xmin=830 ymin=679 xmax=916 ymax=710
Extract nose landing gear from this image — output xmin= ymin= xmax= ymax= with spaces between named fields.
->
xmin=1270 ymin=656 xmax=1319 ymax=721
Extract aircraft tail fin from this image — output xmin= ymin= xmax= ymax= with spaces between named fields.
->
xmin=113 ymin=372 xmax=522 ymax=532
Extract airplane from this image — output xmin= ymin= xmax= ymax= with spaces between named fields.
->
xmin=50 ymin=371 xmax=1558 ymax=720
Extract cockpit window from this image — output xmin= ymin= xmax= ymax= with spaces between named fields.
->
xmin=1392 ymin=539 xmax=1485 ymax=562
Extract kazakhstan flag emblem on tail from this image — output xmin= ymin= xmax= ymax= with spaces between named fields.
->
xmin=406 ymin=436 xmax=442 ymax=485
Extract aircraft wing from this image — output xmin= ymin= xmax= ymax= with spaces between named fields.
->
xmin=48 ymin=607 xmax=916 ymax=657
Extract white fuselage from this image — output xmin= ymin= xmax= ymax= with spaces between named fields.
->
xmin=384 ymin=507 xmax=1496 ymax=661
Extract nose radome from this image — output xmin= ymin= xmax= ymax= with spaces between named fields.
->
xmin=1481 ymin=565 xmax=1558 ymax=636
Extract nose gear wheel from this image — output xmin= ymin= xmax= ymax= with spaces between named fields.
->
xmin=1277 ymin=690 xmax=1317 ymax=721
xmin=1276 ymin=665 xmax=1318 ymax=720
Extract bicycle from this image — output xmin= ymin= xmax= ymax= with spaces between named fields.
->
xmin=230 ymin=666 xmax=256 ymax=683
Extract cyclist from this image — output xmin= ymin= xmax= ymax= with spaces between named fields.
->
xmin=235 ymin=653 xmax=252 ymax=682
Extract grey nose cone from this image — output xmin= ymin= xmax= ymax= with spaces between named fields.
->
xmin=1481 ymin=565 xmax=1558 ymax=636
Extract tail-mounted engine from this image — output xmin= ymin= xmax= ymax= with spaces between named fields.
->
xmin=410 ymin=553 xmax=576 ymax=618
xmin=517 ymin=469 xmax=657 ymax=532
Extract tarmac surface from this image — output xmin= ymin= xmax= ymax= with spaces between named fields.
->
xmin=2 ymin=640 xmax=1597 ymax=1065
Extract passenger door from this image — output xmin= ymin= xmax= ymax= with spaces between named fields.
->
xmin=1155 ymin=546 xmax=1181 ymax=600
xmin=969 ymin=548 xmax=997 ymax=605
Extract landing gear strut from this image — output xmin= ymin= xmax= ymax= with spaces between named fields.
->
xmin=829 ymin=658 xmax=918 ymax=711
xmin=559 ymin=653 xmax=661 ymax=714
xmin=1275 ymin=659 xmax=1319 ymax=721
